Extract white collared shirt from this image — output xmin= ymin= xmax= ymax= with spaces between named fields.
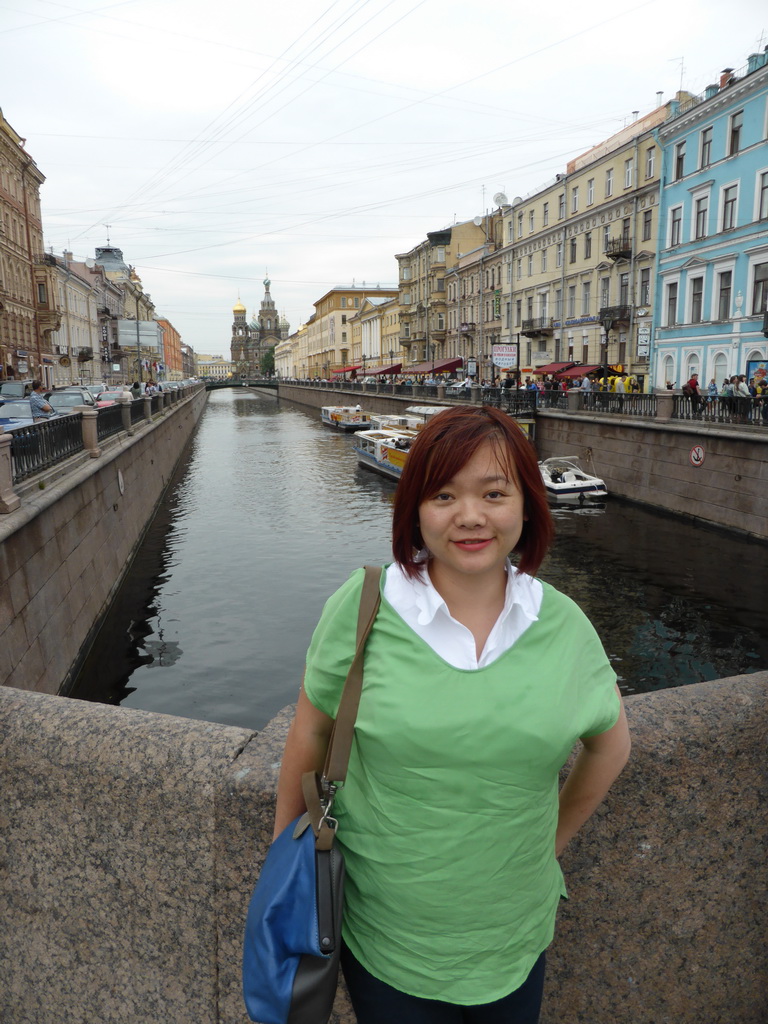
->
xmin=383 ymin=559 xmax=543 ymax=670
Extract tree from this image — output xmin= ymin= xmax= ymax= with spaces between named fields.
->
xmin=260 ymin=346 xmax=275 ymax=377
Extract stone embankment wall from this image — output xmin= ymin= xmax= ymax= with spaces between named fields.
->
xmin=0 ymin=388 xmax=207 ymax=694
xmin=0 ymin=674 xmax=765 ymax=1024
xmin=535 ymin=409 xmax=768 ymax=539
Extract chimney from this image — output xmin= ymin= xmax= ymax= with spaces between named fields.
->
xmin=63 ymin=250 xmax=73 ymax=262
xmin=719 ymin=68 xmax=734 ymax=88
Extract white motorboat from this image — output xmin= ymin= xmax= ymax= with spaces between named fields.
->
xmin=539 ymin=457 xmax=608 ymax=501
xmin=321 ymin=406 xmax=372 ymax=431
xmin=353 ymin=428 xmax=418 ymax=481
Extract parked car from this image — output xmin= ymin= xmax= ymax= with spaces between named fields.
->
xmin=0 ymin=379 xmax=35 ymax=398
xmin=0 ymin=399 xmax=36 ymax=428
xmin=97 ymin=389 xmax=131 ymax=403
xmin=47 ymin=387 xmax=116 ymax=409
xmin=44 ymin=390 xmax=97 ymax=412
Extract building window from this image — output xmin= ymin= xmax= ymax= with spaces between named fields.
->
xmin=639 ymin=268 xmax=650 ymax=306
xmin=759 ymin=171 xmax=768 ymax=220
xmin=582 ymin=338 xmax=590 ymax=363
xmin=341 ymin=297 xmax=347 ymax=307
xmin=554 ymin=289 xmax=562 ymax=318
xmin=541 ymin=248 xmax=548 ymax=271
xmin=674 ymin=141 xmax=686 ymax=180
xmin=401 ymin=267 xmax=411 ymax=280
xmin=621 ymin=217 xmax=630 ymax=242
xmin=403 ymin=323 xmax=410 ymax=338
xmin=729 ymin=110 xmax=743 ymax=155
xmin=717 ymin=270 xmax=732 ymax=319
xmin=556 ymin=242 xmax=563 ymax=267
xmin=517 ymin=259 xmax=522 ymax=280
xmin=437 ymin=312 xmax=445 ymax=330
xmin=690 ymin=277 xmax=704 ymax=323
xmin=670 ymin=206 xmax=683 ymax=246
xmin=341 ymin=314 xmax=347 ymax=324
xmin=624 ymin=157 xmax=633 ymax=188
xmin=584 ymin=232 xmax=592 ymax=259
xmin=603 ymin=225 xmax=610 ymax=251
xmin=526 ymin=297 xmax=534 ymax=320
xmin=571 ymin=187 xmax=579 ymax=213
xmin=645 ymin=146 xmax=655 ymax=178
xmin=700 ymin=126 xmax=713 ymax=168
xmin=558 ymin=193 xmax=565 ymax=218
xmin=517 ymin=213 xmax=523 ymax=238
xmin=722 ymin=185 xmax=738 ymax=230
xmin=341 ymin=331 xmax=347 ymax=342
xmin=694 ymin=196 xmax=708 ymax=239
xmin=642 ymin=209 xmax=653 ymax=241
xmin=587 ymin=178 xmax=594 ymax=205
xmin=37 ymin=282 xmax=47 ymax=304
xmin=666 ymin=282 xmax=678 ymax=325
xmin=354 ymin=297 xmax=359 ymax=308
xmin=619 ymin=273 xmax=629 ymax=305
xmin=527 ymin=255 xmax=533 ymax=276
xmin=515 ymin=299 xmax=521 ymax=326
xmin=543 ymin=202 xmax=549 ymax=226
xmin=567 ymin=286 xmax=576 ymax=318
xmin=600 ymin=278 xmax=610 ymax=307
xmin=569 ymin=238 xmax=577 ymax=263
xmin=752 ymin=262 xmax=768 ymax=315
xmin=605 ymin=168 xmax=613 ymax=197
xmin=582 ymin=281 xmax=591 ymax=315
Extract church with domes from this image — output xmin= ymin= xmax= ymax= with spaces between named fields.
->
xmin=230 ymin=278 xmax=290 ymax=377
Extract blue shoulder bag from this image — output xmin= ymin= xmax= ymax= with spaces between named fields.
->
xmin=243 ymin=567 xmax=382 ymax=1024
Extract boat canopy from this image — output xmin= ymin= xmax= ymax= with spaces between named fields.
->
xmin=403 ymin=357 xmax=464 ymax=375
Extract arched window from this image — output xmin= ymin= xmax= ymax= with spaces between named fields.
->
xmin=661 ymin=353 xmax=675 ymax=387
xmin=712 ymin=351 xmax=728 ymax=385
xmin=686 ymin=354 xmax=700 ymax=381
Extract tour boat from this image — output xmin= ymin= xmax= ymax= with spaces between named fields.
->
xmin=539 ymin=457 xmax=608 ymax=501
xmin=320 ymin=406 xmax=372 ymax=431
xmin=353 ymin=428 xmax=418 ymax=481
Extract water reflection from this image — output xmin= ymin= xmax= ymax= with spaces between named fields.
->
xmin=70 ymin=389 xmax=768 ymax=729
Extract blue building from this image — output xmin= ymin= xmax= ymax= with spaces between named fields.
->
xmin=652 ymin=52 xmax=768 ymax=389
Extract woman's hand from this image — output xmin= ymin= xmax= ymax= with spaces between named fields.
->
xmin=272 ymin=683 xmax=334 ymax=840
xmin=555 ymin=687 xmax=631 ymax=858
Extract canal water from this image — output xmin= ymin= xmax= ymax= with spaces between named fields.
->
xmin=70 ymin=389 xmax=768 ymax=731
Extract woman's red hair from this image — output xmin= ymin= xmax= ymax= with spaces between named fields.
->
xmin=392 ymin=405 xmax=553 ymax=578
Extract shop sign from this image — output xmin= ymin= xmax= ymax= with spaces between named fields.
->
xmin=492 ymin=344 xmax=518 ymax=369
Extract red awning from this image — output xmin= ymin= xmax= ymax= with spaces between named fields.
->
xmin=332 ymin=364 xmax=361 ymax=377
xmin=556 ymin=364 xmax=618 ymax=379
xmin=532 ymin=362 xmax=578 ymax=375
xmin=367 ymin=363 xmax=402 ymax=376
xmin=403 ymin=357 xmax=464 ymax=376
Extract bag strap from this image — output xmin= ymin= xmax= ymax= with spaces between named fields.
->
xmin=301 ymin=565 xmax=382 ymax=848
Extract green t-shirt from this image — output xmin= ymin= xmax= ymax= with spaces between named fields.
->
xmin=304 ymin=567 xmax=619 ymax=1004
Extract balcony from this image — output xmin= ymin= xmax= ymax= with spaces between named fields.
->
xmin=605 ymin=236 xmax=633 ymax=260
xmin=521 ymin=317 xmax=553 ymax=338
xmin=460 ymin=322 xmax=476 ymax=334
xmin=599 ymin=306 xmax=632 ymax=328
xmin=77 ymin=347 xmax=94 ymax=363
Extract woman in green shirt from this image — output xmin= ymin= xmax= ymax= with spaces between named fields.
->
xmin=274 ymin=405 xmax=631 ymax=1023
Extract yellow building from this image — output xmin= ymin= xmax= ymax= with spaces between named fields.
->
xmin=504 ymin=98 xmax=691 ymax=386
xmin=0 ymin=108 xmax=59 ymax=383
xmin=396 ymin=219 xmax=487 ymax=374
xmin=305 ymin=285 xmax=398 ymax=377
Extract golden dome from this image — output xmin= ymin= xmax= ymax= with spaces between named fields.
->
xmin=233 ymin=299 xmax=246 ymax=314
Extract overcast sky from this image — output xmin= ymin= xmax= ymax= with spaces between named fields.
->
xmin=2 ymin=0 xmax=766 ymax=354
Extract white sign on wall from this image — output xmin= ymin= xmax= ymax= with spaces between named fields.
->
xmin=491 ymin=344 xmax=518 ymax=369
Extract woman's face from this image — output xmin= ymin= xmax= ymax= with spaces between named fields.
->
xmin=418 ymin=439 xmax=526 ymax=587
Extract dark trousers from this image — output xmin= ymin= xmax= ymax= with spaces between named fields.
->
xmin=341 ymin=943 xmax=546 ymax=1024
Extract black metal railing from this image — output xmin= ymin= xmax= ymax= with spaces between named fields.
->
xmin=130 ymin=398 xmax=145 ymax=425
xmin=96 ymin=404 xmax=125 ymax=441
xmin=598 ymin=305 xmax=632 ymax=323
xmin=521 ymin=317 xmax=553 ymax=335
xmin=674 ymin=395 xmax=768 ymax=425
xmin=10 ymin=414 xmax=84 ymax=483
xmin=604 ymin=237 xmax=632 ymax=258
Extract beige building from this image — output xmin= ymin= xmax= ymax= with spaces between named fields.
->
xmin=504 ymin=99 xmax=690 ymax=385
xmin=93 ymin=246 xmax=163 ymax=382
xmin=0 ymin=108 xmax=59 ymax=383
xmin=304 ymin=285 xmax=398 ymax=377
xmin=396 ymin=219 xmax=487 ymax=375
xmin=196 ymin=354 xmax=233 ymax=379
